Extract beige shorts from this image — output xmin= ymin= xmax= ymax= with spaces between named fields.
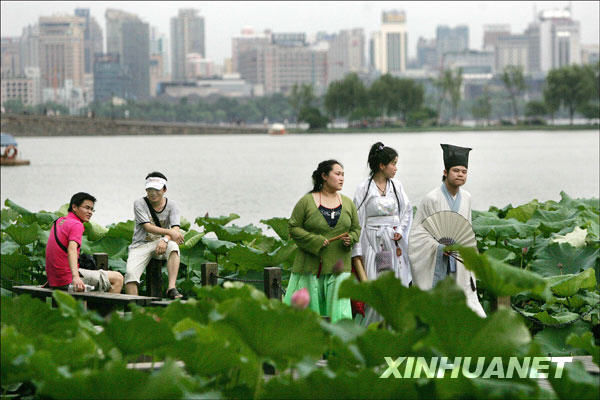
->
xmin=124 ymin=239 xmax=180 ymax=284
xmin=79 ymin=268 xmax=112 ymax=292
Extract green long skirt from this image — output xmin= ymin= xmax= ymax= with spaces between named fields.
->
xmin=283 ymin=272 xmax=352 ymax=323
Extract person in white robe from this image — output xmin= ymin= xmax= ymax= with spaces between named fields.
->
xmin=352 ymin=142 xmax=413 ymax=325
xmin=409 ymin=144 xmax=486 ymax=318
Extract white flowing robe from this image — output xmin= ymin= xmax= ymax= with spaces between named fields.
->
xmin=409 ymin=184 xmax=486 ymax=318
xmin=352 ymin=177 xmax=413 ymax=325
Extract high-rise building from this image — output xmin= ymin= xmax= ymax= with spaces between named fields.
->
xmin=1 ymin=37 xmax=21 ymax=78
xmin=416 ymin=37 xmax=437 ymax=70
xmin=536 ymin=7 xmax=581 ymax=72
xmin=483 ymin=25 xmax=511 ymax=51
xmin=371 ymin=10 xmax=408 ymax=74
xmin=150 ymin=26 xmax=169 ymax=78
xmin=326 ymin=28 xmax=365 ymax=84
xmin=74 ymin=8 xmax=103 ymax=74
xmin=93 ymin=53 xmax=133 ymax=103
xmin=436 ymin=25 xmax=469 ymax=66
xmin=170 ymin=9 xmax=205 ymax=80
xmin=581 ymin=44 xmax=600 ymax=66
xmin=105 ymin=9 xmax=150 ymax=100
xmin=38 ymin=15 xmax=85 ymax=89
xmin=231 ymin=27 xmax=271 ymax=75
xmin=495 ymin=34 xmax=530 ymax=73
xmin=19 ymin=24 xmax=40 ymax=73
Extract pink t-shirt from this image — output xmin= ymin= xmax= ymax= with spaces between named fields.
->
xmin=45 ymin=212 xmax=84 ymax=287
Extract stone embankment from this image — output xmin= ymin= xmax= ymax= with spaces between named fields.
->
xmin=0 ymin=114 xmax=267 ymax=136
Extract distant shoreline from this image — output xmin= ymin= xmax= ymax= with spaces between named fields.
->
xmin=290 ymin=124 xmax=600 ymax=134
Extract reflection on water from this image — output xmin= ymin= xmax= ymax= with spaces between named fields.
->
xmin=1 ymin=131 xmax=598 ymax=227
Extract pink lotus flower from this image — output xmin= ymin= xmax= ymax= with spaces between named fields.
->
xmin=522 ymin=247 xmax=528 ymax=255
xmin=333 ymin=259 xmax=345 ymax=275
xmin=291 ymin=288 xmax=310 ymax=310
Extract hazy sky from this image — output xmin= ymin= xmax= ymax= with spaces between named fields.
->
xmin=2 ymin=1 xmax=599 ymax=64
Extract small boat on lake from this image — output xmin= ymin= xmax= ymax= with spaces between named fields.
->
xmin=1 ymin=133 xmax=30 ymax=166
xmin=268 ymin=123 xmax=286 ymax=135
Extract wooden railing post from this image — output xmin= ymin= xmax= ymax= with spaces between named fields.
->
xmin=93 ymin=253 xmax=108 ymax=270
xmin=493 ymin=295 xmax=511 ymax=311
xmin=201 ymin=263 xmax=218 ymax=286
xmin=146 ymin=259 xmax=164 ymax=298
xmin=263 ymin=267 xmax=282 ymax=301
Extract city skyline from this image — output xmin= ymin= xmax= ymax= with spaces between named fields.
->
xmin=2 ymin=1 xmax=599 ymax=65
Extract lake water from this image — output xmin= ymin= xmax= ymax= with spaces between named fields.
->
xmin=1 ymin=130 xmax=598 ymax=229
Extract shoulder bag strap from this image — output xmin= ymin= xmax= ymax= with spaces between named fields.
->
xmin=143 ymin=196 xmax=162 ymax=228
xmin=53 ymin=218 xmax=69 ymax=253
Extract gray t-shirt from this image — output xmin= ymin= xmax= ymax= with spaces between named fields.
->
xmin=130 ymin=197 xmax=181 ymax=248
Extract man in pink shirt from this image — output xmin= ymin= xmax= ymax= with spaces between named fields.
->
xmin=45 ymin=192 xmax=123 ymax=293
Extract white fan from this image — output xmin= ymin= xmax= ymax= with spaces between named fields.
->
xmin=421 ymin=211 xmax=477 ymax=248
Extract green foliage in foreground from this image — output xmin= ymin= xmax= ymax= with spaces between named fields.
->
xmin=1 ymin=192 xmax=599 ymax=399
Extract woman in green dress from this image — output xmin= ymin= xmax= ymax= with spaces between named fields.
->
xmin=283 ymin=159 xmax=361 ymax=322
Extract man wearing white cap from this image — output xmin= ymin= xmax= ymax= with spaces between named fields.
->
xmin=125 ymin=171 xmax=185 ymax=299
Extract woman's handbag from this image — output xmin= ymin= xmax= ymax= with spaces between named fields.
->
xmin=375 ymin=244 xmax=394 ymax=274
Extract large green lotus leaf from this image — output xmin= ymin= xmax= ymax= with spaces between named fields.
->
xmin=165 ymin=319 xmax=243 ymax=376
xmin=0 ymin=240 xmax=20 ymax=255
xmin=200 ymin=237 xmax=236 ymax=255
xmin=102 ymin=309 xmax=176 ymax=356
xmin=547 ymin=268 xmax=597 ymax=297
xmin=157 ymin=298 xmax=213 ymax=327
xmin=34 ymin=331 xmax=100 ymax=370
xmin=530 ymin=242 xmax=599 ymax=277
xmin=88 ymin=236 xmax=130 ymax=260
xmin=531 ymin=320 xmax=590 ymax=356
xmin=34 ymin=211 xmax=59 ymax=227
xmin=195 ymin=213 xmax=240 ymax=228
xmin=180 ymin=245 xmax=211 ymax=269
xmin=413 ymin=282 xmax=531 ymax=358
xmin=460 ymin=247 xmax=548 ymax=298
xmin=1 ymin=295 xmax=79 ymax=338
xmin=214 ymin=293 xmax=328 ymax=365
xmin=0 ymin=251 xmax=33 ymax=280
xmin=1 ymin=207 xmax=20 ymax=229
xmin=224 ymin=242 xmax=297 ymax=272
xmin=505 ymin=200 xmax=540 ymax=222
xmin=261 ymin=367 xmax=419 ymax=400
xmin=179 ymin=216 xmax=191 ymax=231
xmin=484 ymin=247 xmax=518 ymax=263
xmin=577 ymin=209 xmax=600 ymax=239
xmin=83 ymin=220 xmax=108 ymax=241
xmin=467 ymin=377 xmax=553 ymax=400
xmin=56 ymin=203 xmax=69 ymax=216
xmin=260 ymin=217 xmax=290 ymax=241
xmin=533 ymin=310 xmax=580 ymax=326
xmin=547 ymin=360 xmax=600 ymax=400
xmin=4 ymin=199 xmax=34 ymax=217
xmin=473 ymin=216 xmax=536 ymax=239
xmin=179 ymin=230 xmax=206 ymax=250
xmin=567 ymin=331 xmax=599 ymax=366
xmin=558 ymin=191 xmax=600 ymax=212
xmin=206 ymin=222 xmax=263 ymax=243
xmin=338 ymin=273 xmax=418 ymax=333
xmin=5 ymin=222 xmax=41 ymax=246
xmin=355 ymin=327 xmax=425 ymax=368
xmin=193 ymin=281 xmax=261 ymax=305
xmin=105 ymin=220 xmax=135 ymax=240
xmin=36 ymin=360 xmax=186 ymax=400
xmin=529 ymin=208 xmax=578 ymax=235
xmin=108 ymin=257 xmax=127 ymax=274
xmin=1 ymin=325 xmax=35 ymax=385
xmin=472 ymin=210 xmax=500 ymax=219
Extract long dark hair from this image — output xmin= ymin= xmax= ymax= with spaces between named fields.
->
xmin=367 ymin=142 xmax=398 ymax=176
xmin=310 ymin=159 xmax=343 ymax=193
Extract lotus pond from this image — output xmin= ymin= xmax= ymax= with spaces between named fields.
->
xmin=1 ymin=192 xmax=598 ymax=399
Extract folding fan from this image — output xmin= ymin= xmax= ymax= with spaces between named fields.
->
xmin=421 ymin=210 xmax=477 ymax=248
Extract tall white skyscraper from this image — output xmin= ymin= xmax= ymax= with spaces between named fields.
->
xmin=371 ymin=10 xmax=408 ymax=75
xmin=170 ymin=9 xmax=205 ymax=80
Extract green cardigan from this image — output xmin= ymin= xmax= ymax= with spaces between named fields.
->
xmin=289 ymin=193 xmax=361 ymax=275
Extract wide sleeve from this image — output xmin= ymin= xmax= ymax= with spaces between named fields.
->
xmin=346 ymin=197 xmax=361 ymax=246
xmin=351 ymin=181 xmax=368 ymax=257
xmin=288 ymin=196 xmax=326 ymax=256
xmin=408 ymin=197 xmax=442 ymax=290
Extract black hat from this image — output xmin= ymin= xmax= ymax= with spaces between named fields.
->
xmin=441 ymin=144 xmax=471 ymax=170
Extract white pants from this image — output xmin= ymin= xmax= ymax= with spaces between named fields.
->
xmin=79 ymin=268 xmax=112 ymax=292
xmin=124 ymin=239 xmax=179 ymax=284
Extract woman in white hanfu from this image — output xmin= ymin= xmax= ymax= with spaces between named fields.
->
xmin=352 ymin=142 xmax=413 ymax=326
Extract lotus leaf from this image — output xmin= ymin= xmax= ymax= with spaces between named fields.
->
xmin=1 ymin=207 xmax=20 ymax=229
xmin=559 ymin=191 xmax=600 ymax=212
xmin=530 ymin=242 xmax=599 ymax=277
xmin=83 ymin=220 xmax=109 ymax=241
xmin=195 ymin=213 xmax=240 ymax=228
xmin=533 ymin=310 xmax=580 ymax=326
xmin=201 ymin=237 xmax=236 ymax=255
xmin=0 ymin=239 xmax=20 ymax=255
xmin=261 ymin=367 xmax=420 ymax=399
xmin=179 ymin=216 xmax=191 ymax=231
xmin=552 ymin=226 xmax=588 ymax=248
xmin=473 ymin=216 xmax=536 ymax=239
xmin=102 ymin=309 xmax=176 ymax=356
xmin=484 ymin=247 xmax=517 ymax=263
xmin=1 ymin=251 xmax=33 ymax=280
xmin=547 ymin=268 xmax=597 ymax=297
xmin=547 ymin=360 xmax=600 ymax=400
xmin=179 ymin=230 xmax=206 ymax=250
xmin=505 ymin=200 xmax=540 ymax=222
xmin=354 ymin=327 xmax=425 ymax=368
xmin=459 ymin=248 xmax=548 ymax=298
xmin=157 ymin=298 xmax=213 ymax=327
xmin=5 ymin=222 xmax=41 ymax=246
xmin=105 ymin=220 xmax=135 ymax=240
xmin=203 ymin=222 xmax=263 ymax=243
xmin=260 ymin=217 xmax=290 ymax=241
xmin=566 ymin=331 xmax=599 ymax=366
xmin=4 ymin=199 xmax=34 ymax=217
xmin=87 ymin=236 xmax=130 ymax=260
xmin=223 ymin=242 xmax=297 ymax=272
xmin=529 ymin=208 xmax=578 ymax=235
